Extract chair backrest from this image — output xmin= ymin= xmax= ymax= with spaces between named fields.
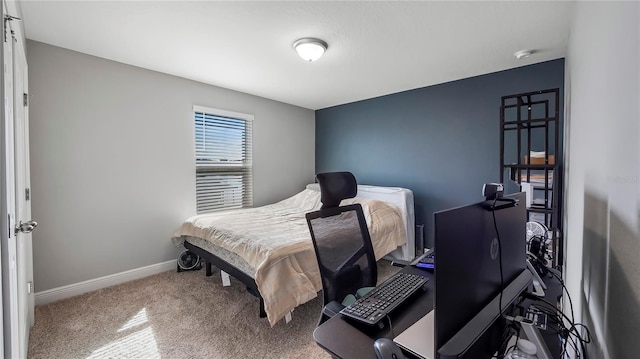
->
xmin=316 ymin=171 xmax=357 ymax=209
xmin=306 ymin=172 xmax=377 ymax=306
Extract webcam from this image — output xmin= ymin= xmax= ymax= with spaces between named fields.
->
xmin=482 ymin=183 xmax=504 ymax=200
xmin=482 ymin=183 xmax=518 ymax=211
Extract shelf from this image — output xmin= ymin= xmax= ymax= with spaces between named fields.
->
xmin=503 ymin=124 xmax=551 ymax=131
xmin=503 ymin=164 xmax=555 ymax=169
xmin=527 ymin=207 xmax=554 ymax=214
xmin=500 ymin=87 xmax=562 ymax=267
xmin=501 ymin=117 xmax=557 ymax=125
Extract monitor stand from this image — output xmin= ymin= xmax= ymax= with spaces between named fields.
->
xmin=527 ymin=259 xmax=547 ymax=297
xmin=521 ymin=320 xmax=553 ymax=359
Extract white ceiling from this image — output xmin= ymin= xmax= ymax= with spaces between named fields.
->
xmin=20 ymin=1 xmax=574 ymax=110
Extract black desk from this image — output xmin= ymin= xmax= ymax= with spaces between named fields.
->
xmin=313 ymin=265 xmax=434 ymax=359
xmin=313 ymin=265 xmax=563 ymax=359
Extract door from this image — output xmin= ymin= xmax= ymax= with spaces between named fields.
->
xmin=1 ymin=4 xmax=34 ymax=357
xmin=1 ymin=6 xmax=18 ymax=357
xmin=13 ymin=17 xmax=34 ymax=355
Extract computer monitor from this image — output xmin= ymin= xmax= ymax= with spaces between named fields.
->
xmin=434 ymin=192 xmax=531 ymax=359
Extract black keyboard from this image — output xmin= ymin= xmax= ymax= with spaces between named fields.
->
xmin=339 ymin=272 xmax=429 ymax=325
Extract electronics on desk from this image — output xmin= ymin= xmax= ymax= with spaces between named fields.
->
xmin=393 ymin=310 xmax=435 ymax=359
xmin=370 ymin=188 xmax=550 ymax=359
xmin=314 ymin=185 xmax=584 ymax=359
xmin=373 ymin=190 xmax=530 ymax=359
xmin=525 ymin=306 xmax=548 ymax=331
xmin=433 ymin=191 xmax=530 ymax=358
xmin=482 ymin=182 xmax=504 ymax=199
xmin=411 ymin=248 xmax=435 ymax=270
xmin=374 ymin=338 xmax=407 ymax=359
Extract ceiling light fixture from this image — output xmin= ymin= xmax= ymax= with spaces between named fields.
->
xmin=514 ymin=50 xmax=533 ymax=59
xmin=293 ymin=38 xmax=328 ymax=62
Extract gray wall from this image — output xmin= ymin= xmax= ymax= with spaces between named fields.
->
xmin=564 ymin=2 xmax=639 ymax=358
xmin=315 ymin=59 xmax=564 ymax=247
xmin=27 ymin=41 xmax=315 ymax=292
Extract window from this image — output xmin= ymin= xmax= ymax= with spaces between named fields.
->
xmin=194 ymin=105 xmax=253 ymax=213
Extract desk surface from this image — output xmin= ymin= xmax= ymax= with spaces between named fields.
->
xmin=313 ymin=265 xmax=434 ymax=359
xmin=313 ymin=265 xmax=563 ymax=359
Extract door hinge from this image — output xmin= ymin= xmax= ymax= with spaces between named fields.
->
xmin=27 ymin=281 xmax=33 ymax=294
xmin=25 ymin=188 xmax=30 ymax=201
xmin=23 ymin=93 xmax=28 ymax=107
xmin=7 ymin=214 xmax=11 ymax=238
xmin=3 ymin=15 xmax=21 ymax=43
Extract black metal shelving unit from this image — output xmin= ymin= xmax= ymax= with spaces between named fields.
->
xmin=500 ymin=88 xmax=562 ymax=267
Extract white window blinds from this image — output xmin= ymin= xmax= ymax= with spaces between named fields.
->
xmin=194 ymin=106 xmax=253 ymax=213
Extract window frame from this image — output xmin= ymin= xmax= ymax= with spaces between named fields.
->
xmin=193 ymin=105 xmax=253 ymax=213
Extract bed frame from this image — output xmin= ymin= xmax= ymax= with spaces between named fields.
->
xmin=177 ymin=184 xmax=415 ymax=320
xmin=181 ymin=241 xmax=267 ymax=317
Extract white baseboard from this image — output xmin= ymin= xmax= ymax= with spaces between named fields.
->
xmin=35 ymin=260 xmax=176 ymax=306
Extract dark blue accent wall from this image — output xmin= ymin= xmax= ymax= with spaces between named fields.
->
xmin=315 ymin=59 xmax=564 ymax=248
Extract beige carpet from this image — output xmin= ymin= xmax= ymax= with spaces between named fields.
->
xmin=28 ymin=260 xmax=400 ymax=359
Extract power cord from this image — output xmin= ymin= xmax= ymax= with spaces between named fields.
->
xmin=493 ymin=319 xmax=521 ymax=358
xmin=546 ymin=268 xmax=576 ymax=326
xmin=386 ymin=315 xmax=395 ymax=338
xmin=527 ymin=251 xmax=587 ymax=357
xmin=522 ymin=294 xmax=591 ymax=358
xmin=491 ymin=197 xmax=505 ymax=316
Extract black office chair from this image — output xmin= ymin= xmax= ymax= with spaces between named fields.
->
xmin=306 ymin=172 xmax=378 ymax=326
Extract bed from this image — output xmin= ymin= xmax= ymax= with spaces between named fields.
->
xmin=172 ymin=183 xmax=415 ymax=326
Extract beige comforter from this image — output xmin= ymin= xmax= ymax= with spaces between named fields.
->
xmin=173 ymin=189 xmax=406 ymax=326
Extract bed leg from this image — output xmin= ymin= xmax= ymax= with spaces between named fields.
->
xmin=205 ymin=262 xmax=213 ymax=276
xmin=259 ymin=297 xmax=267 ymax=318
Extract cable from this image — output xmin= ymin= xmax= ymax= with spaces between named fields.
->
xmin=547 ymin=268 xmax=576 ymax=325
xmin=532 ymin=297 xmax=590 ymax=343
xmin=492 ymin=321 xmax=520 ymax=359
xmin=527 ymin=253 xmax=584 ymax=352
xmin=386 ymin=315 xmax=394 ymax=338
xmin=526 ymin=297 xmax=591 ymax=357
xmin=498 ymin=321 xmax=522 ymax=358
xmin=491 ymin=197 xmax=505 ymax=315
